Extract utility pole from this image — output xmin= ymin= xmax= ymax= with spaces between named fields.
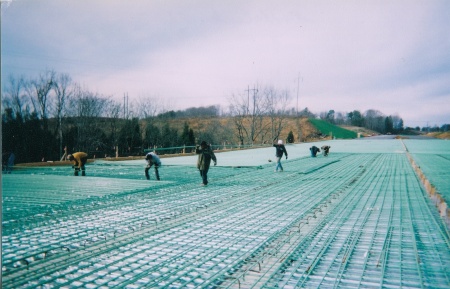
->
xmin=296 ymin=74 xmax=302 ymax=142
xmin=246 ymin=85 xmax=249 ymax=115
xmin=253 ymin=84 xmax=257 ymax=116
xmin=123 ymin=93 xmax=129 ymax=119
xmin=245 ymin=85 xmax=258 ymax=116
xmin=245 ymin=84 xmax=258 ymax=145
xmin=296 ymin=74 xmax=300 ymax=116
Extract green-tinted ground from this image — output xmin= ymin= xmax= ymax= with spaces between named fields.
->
xmin=309 ymin=118 xmax=358 ymax=139
xmin=2 ymin=138 xmax=450 ymax=288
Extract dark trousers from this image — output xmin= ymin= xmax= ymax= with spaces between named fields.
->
xmin=145 ymin=165 xmax=160 ymax=180
xmin=74 ymin=167 xmax=86 ymax=176
xmin=74 ymin=160 xmax=87 ymax=176
xmin=199 ymin=168 xmax=209 ymax=185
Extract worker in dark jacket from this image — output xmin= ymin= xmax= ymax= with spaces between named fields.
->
xmin=273 ymin=140 xmax=288 ymax=172
xmin=196 ymin=141 xmax=217 ymax=186
xmin=68 ymin=152 xmax=88 ymax=176
xmin=310 ymin=146 xmax=320 ymax=157
xmin=145 ymin=151 xmax=161 ymax=180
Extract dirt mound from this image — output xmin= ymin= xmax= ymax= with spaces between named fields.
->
xmin=427 ymin=132 xmax=450 ymax=139
xmin=283 ymin=118 xmax=321 ymax=142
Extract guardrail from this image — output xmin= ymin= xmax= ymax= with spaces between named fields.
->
xmin=143 ymin=144 xmax=269 ymax=155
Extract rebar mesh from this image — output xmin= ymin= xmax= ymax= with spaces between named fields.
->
xmin=2 ymin=139 xmax=450 ymax=288
xmin=403 ymin=139 xmax=450 ymax=203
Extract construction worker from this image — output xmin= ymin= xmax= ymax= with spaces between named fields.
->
xmin=196 ymin=141 xmax=217 ymax=186
xmin=273 ymin=140 xmax=288 ymax=172
xmin=68 ymin=152 xmax=88 ymax=176
xmin=310 ymin=146 xmax=320 ymax=157
xmin=145 ymin=151 xmax=161 ymax=180
xmin=321 ymin=145 xmax=331 ymax=156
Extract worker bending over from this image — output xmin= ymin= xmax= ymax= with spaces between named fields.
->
xmin=68 ymin=152 xmax=88 ymax=176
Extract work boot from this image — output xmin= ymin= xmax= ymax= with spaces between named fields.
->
xmin=81 ymin=170 xmax=86 ymax=176
xmin=74 ymin=168 xmax=79 ymax=176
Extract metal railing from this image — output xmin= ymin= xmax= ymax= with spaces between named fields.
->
xmin=143 ymin=144 xmax=267 ymax=155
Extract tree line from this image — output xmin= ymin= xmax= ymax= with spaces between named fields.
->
xmin=2 ymin=70 xmax=447 ymax=164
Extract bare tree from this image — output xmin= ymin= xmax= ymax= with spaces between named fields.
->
xmin=104 ymin=99 xmax=123 ymax=156
xmin=228 ymin=92 xmax=250 ymax=145
xmin=334 ymin=112 xmax=346 ymax=125
xmin=264 ymin=86 xmax=291 ymax=142
xmin=247 ymin=87 xmax=268 ymax=144
xmin=2 ymin=75 xmax=28 ymax=119
xmin=364 ymin=109 xmax=385 ymax=132
xmin=229 ymin=85 xmax=289 ymax=145
xmin=29 ymin=70 xmax=56 ymax=124
xmin=134 ymin=95 xmax=164 ymax=119
xmin=68 ymin=86 xmax=111 ymax=152
xmin=52 ymin=73 xmax=73 ymax=158
xmin=189 ymin=117 xmax=233 ymax=148
xmin=75 ymin=91 xmax=109 ymax=118
xmin=319 ymin=111 xmax=328 ymax=120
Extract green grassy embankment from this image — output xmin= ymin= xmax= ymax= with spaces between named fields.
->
xmin=309 ymin=118 xmax=358 ymax=139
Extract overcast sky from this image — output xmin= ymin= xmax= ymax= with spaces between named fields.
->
xmin=2 ymin=0 xmax=449 ymax=127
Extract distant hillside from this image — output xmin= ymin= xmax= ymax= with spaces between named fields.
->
xmin=309 ymin=118 xmax=358 ymax=139
xmin=338 ymin=125 xmax=380 ymax=137
xmin=156 ymin=116 xmax=325 ymax=143
xmin=145 ymin=116 xmax=360 ymax=144
xmin=426 ymin=131 xmax=450 ymax=139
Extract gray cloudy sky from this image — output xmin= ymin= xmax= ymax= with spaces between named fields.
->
xmin=2 ymin=0 xmax=449 ymax=127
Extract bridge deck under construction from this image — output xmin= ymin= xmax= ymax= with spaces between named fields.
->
xmin=2 ymin=138 xmax=450 ymax=288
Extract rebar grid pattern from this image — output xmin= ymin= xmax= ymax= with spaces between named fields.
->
xmin=411 ymin=153 xmax=450 ymax=197
xmin=261 ymin=154 xmax=450 ymax=289
xmin=2 ymin=139 xmax=450 ymax=288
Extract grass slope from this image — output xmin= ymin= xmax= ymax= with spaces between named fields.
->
xmin=309 ymin=118 xmax=358 ymax=139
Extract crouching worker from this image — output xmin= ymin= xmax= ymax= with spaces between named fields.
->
xmin=68 ymin=152 xmax=88 ymax=176
xmin=309 ymin=146 xmax=320 ymax=157
xmin=321 ymin=145 xmax=331 ymax=156
xmin=196 ymin=141 xmax=217 ymax=186
xmin=145 ymin=152 xmax=161 ymax=180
